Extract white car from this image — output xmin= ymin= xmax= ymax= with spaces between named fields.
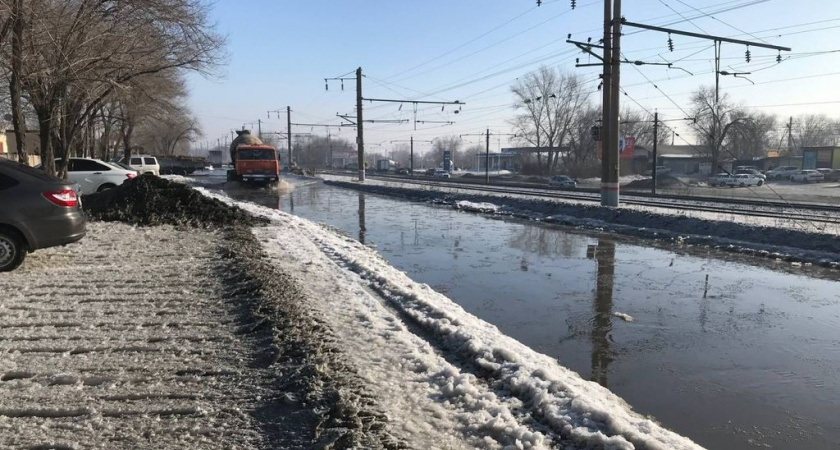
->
xmin=433 ymin=169 xmax=451 ymax=179
xmin=765 ymin=166 xmax=800 ymax=180
xmin=790 ymin=170 xmax=824 ymax=183
xmin=725 ymin=174 xmax=764 ymax=187
xmin=708 ymin=173 xmax=734 ymax=187
xmin=59 ymin=157 xmax=137 ymax=195
xmin=120 ymin=155 xmax=160 ymax=176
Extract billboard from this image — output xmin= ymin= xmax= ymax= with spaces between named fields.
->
xmin=443 ymin=150 xmax=452 ymax=172
xmin=598 ymin=136 xmax=636 ymax=160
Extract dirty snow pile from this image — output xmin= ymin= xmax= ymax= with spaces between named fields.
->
xmin=82 ymin=174 xmax=262 ymax=227
xmin=202 ymin=188 xmax=705 ymax=450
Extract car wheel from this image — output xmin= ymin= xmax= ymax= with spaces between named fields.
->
xmin=757 ymin=180 xmax=764 ymax=186
xmin=740 ymin=182 xmax=745 ymax=187
xmin=0 ymin=229 xmax=26 ymax=272
xmin=97 ymin=183 xmax=117 ymax=192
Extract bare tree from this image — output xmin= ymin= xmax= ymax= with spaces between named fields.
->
xmin=1 ymin=0 xmax=225 ymax=177
xmin=511 ymin=67 xmax=591 ymax=175
xmin=791 ymin=114 xmax=839 ymax=150
xmin=726 ymin=110 xmax=777 ymax=160
xmin=690 ymin=86 xmax=749 ymax=171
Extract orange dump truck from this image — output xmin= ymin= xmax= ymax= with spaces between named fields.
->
xmin=226 ymin=130 xmax=280 ymax=183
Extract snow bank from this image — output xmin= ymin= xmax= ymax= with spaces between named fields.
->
xmin=200 ymin=188 xmax=704 ymax=450
xmin=455 ymin=200 xmax=498 ymax=213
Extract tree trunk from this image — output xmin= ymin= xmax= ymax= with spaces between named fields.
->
xmin=10 ymin=0 xmax=27 ymax=165
xmin=37 ymin=108 xmax=54 ymax=176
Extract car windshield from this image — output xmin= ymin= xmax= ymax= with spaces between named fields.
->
xmin=110 ymin=161 xmax=134 ymax=171
xmin=238 ymin=148 xmax=276 ymax=160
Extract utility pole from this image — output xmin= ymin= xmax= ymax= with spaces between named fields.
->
xmin=356 ymin=67 xmax=365 ymax=182
xmin=787 ymin=116 xmax=793 ymax=154
xmin=603 ymin=0 xmax=621 ymax=207
xmin=652 ymin=112 xmax=658 ymax=195
xmin=391 ymin=137 xmax=432 ymax=176
xmin=486 ymin=128 xmax=491 ymax=184
xmin=601 ymin=0 xmax=613 ymax=206
xmin=257 ymin=119 xmax=262 ymax=140
xmin=286 ymin=106 xmax=292 ymax=168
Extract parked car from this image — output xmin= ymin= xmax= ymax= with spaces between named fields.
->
xmin=396 ymin=167 xmax=410 ymax=175
xmin=790 ymin=170 xmax=824 ymax=183
xmin=0 ymin=158 xmax=86 ymax=272
xmin=644 ymin=165 xmax=671 ymax=176
xmin=549 ymin=175 xmax=577 ymax=188
xmin=60 ymin=158 xmax=137 ymax=195
xmin=734 ymin=168 xmax=766 ymax=180
xmin=725 ymin=174 xmax=764 ymax=187
xmin=765 ymin=166 xmax=800 ymax=180
xmin=735 ymin=165 xmax=761 ymax=172
xmin=815 ymin=168 xmax=840 ymax=182
xmin=433 ymin=169 xmax=451 ymax=179
xmin=424 ymin=168 xmax=436 ymax=176
xmin=708 ymin=173 xmax=734 ymax=187
xmin=119 ymin=155 xmax=160 ymax=176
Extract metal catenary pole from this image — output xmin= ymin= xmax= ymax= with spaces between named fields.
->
xmin=601 ymin=0 xmax=613 ymax=206
xmin=356 ymin=67 xmax=365 ymax=182
xmin=286 ymin=106 xmax=292 ymax=168
xmin=652 ymin=111 xmax=658 ymax=195
xmin=604 ymin=0 xmax=621 ymax=207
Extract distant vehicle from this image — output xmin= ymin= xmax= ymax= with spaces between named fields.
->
xmin=644 ymin=165 xmax=671 ymax=176
xmin=790 ymin=170 xmax=824 ymax=183
xmin=119 ymin=154 xmax=160 ymax=176
xmin=765 ymin=166 xmax=800 ymax=180
xmin=725 ymin=174 xmax=764 ymax=187
xmin=376 ymin=159 xmax=397 ymax=172
xmin=227 ymin=130 xmax=279 ymax=184
xmin=433 ymin=169 xmax=451 ymax=179
xmin=0 ymin=158 xmax=86 ymax=272
xmin=734 ymin=168 xmax=766 ymax=180
xmin=735 ymin=165 xmax=761 ymax=172
xmin=708 ymin=173 xmax=734 ymax=187
xmin=395 ymin=167 xmax=410 ymax=175
xmin=424 ymin=168 xmax=436 ymax=176
xmin=42 ymin=157 xmax=136 ymax=195
xmin=815 ymin=168 xmax=840 ymax=182
xmin=549 ymin=175 xmax=576 ymax=188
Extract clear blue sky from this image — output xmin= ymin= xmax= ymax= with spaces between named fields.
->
xmin=187 ymin=0 xmax=840 ymax=154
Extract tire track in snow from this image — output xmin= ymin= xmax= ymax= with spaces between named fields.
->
xmin=0 ymin=222 xmax=275 ymax=449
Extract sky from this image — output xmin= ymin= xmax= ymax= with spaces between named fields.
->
xmin=187 ymin=0 xmax=840 ymax=156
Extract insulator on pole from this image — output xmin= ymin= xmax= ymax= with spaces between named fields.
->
xmin=667 ymin=33 xmax=674 ymax=52
xmin=745 ymin=45 xmax=751 ymax=63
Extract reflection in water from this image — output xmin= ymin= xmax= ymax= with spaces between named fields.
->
xmin=358 ymin=191 xmax=366 ymax=244
xmin=508 ymin=225 xmax=585 ymax=258
xmin=588 ymin=239 xmax=616 ymax=387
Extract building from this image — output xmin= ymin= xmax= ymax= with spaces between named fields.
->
xmin=1 ymin=130 xmax=41 ymax=166
xmin=475 ymin=151 xmax=517 ymax=171
xmin=802 ymin=146 xmax=840 ymax=170
xmin=331 ymin=151 xmax=357 ymax=169
xmin=654 ymin=144 xmax=736 ymax=175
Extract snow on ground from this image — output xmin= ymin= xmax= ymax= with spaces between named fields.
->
xmin=0 ymin=223 xmax=273 ymax=449
xmin=160 ymin=174 xmax=198 ymax=184
xmin=455 ymin=200 xmax=499 ymax=213
xmin=202 ymin=188 xmax=705 ymax=450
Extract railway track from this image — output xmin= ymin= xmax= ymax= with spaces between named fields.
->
xmin=345 ymin=173 xmax=840 ymax=227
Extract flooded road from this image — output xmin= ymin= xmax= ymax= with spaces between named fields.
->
xmin=219 ymin=178 xmax=840 ymax=449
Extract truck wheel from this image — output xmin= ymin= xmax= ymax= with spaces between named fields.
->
xmin=0 ymin=229 xmax=26 ymax=272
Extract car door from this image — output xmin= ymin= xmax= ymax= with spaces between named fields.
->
xmin=67 ymin=159 xmax=110 ymax=194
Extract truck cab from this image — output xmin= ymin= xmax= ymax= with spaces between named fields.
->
xmin=228 ymin=145 xmax=279 ymax=183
